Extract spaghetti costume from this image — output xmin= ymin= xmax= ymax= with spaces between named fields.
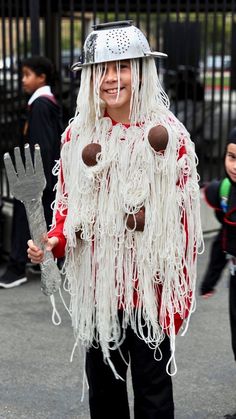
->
xmin=48 ymin=21 xmax=203 ymax=418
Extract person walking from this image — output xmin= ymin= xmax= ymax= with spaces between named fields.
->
xmin=0 ymin=56 xmax=62 ymax=288
xmin=200 ymin=127 xmax=236 ymax=419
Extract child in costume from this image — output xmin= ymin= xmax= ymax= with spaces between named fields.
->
xmin=27 ymin=21 xmax=202 ymax=419
xmin=0 ymin=56 xmax=62 ymax=289
xmin=200 ymin=127 xmax=236 ymax=419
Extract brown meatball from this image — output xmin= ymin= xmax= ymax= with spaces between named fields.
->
xmin=82 ymin=143 xmax=102 ymax=166
xmin=148 ymin=125 xmax=169 ymax=152
xmin=126 ymin=207 xmax=145 ymax=232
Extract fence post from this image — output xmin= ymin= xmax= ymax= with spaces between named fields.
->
xmin=29 ymin=0 xmax=40 ymax=54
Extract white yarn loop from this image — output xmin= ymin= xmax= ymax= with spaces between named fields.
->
xmin=50 ymin=294 xmax=61 ymax=326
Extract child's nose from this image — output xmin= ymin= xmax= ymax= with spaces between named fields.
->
xmin=105 ymin=66 xmax=118 ymax=82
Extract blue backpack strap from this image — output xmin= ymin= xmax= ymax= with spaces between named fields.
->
xmin=219 ymin=178 xmax=231 ymax=213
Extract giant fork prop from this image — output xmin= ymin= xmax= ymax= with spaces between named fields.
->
xmin=4 ymin=144 xmax=61 ymax=298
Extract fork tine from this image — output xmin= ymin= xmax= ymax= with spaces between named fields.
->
xmin=34 ymin=144 xmax=45 ymax=176
xmin=14 ymin=147 xmax=25 ymax=178
xmin=24 ymin=143 xmax=34 ymax=176
xmin=4 ymin=152 xmax=18 ymax=190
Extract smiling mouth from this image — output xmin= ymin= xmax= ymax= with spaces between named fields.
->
xmin=105 ymin=87 xmax=124 ymax=94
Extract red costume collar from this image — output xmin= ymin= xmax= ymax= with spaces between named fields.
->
xmin=104 ymin=110 xmax=130 ymax=128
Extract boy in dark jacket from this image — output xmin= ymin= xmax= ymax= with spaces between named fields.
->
xmin=0 ymin=56 xmax=62 ymax=288
xmin=200 ymin=127 xmax=236 ymax=419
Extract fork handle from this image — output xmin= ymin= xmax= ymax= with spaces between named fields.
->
xmin=24 ymin=199 xmax=48 ymax=247
xmin=24 ymin=199 xmax=61 ymax=295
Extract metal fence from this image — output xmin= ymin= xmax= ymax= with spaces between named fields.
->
xmin=0 ymin=0 xmax=236 ymax=201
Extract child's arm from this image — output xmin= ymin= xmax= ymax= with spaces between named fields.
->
xmin=200 ymin=229 xmax=228 ymax=296
xmin=46 ymin=127 xmax=73 ymax=258
xmin=204 ymin=179 xmax=224 ymax=222
xmin=47 ymin=206 xmax=67 ymax=258
xmin=199 ymin=181 xmax=228 ymax=297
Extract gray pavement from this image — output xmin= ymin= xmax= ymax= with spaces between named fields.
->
xmin=0 ymin=234 xmax=236 ymax=419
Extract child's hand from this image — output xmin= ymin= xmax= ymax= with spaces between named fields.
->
xmin=27 ymin=236 xmax=59 ymax=264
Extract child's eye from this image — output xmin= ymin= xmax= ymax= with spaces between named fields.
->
xmin=120 ymin=63 xmax=129 ymax=69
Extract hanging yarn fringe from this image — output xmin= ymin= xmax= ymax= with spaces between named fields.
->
xmin=51 ymin=57 xmax=203 ymax=375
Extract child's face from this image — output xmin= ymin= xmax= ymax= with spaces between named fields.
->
xmin=22 ymin=66 xmax=46 ymax=95
xmin=225 ymin=143 xmax=236 ymax=182
xmin=99 ymin=60 xmax=132 ymax=120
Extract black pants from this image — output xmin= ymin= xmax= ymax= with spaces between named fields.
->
xmin=229 ymin=274 xmax=236 ymax=361
xmin=86 ymin=326 xmax=174 ymax=419
xmin=200 ymin=229 xmax=228 ymax=295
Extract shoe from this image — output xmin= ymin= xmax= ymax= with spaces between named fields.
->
xmin=224 ymin=413 xmax=236 ymax=418
xmin=27 ymin=264 xmax=41 ymax=275
xmin=0 ymin=269 xmax=27 ymax=288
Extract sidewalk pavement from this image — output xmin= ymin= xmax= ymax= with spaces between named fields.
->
xmin=0 ymin=234 xmax=236 ymax=419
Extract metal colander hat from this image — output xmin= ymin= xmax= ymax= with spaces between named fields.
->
xmin=71 ymin=20 xmax=167 ymax=70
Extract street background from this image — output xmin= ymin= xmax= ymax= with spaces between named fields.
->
xmin=0 ymin=234 xmax=236 ymax=419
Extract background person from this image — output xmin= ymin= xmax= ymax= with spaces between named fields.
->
xmin=0 ymin=56 xmax=62 ymax=288
xmin=200 ymin=127 xmax=236 ymax=419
